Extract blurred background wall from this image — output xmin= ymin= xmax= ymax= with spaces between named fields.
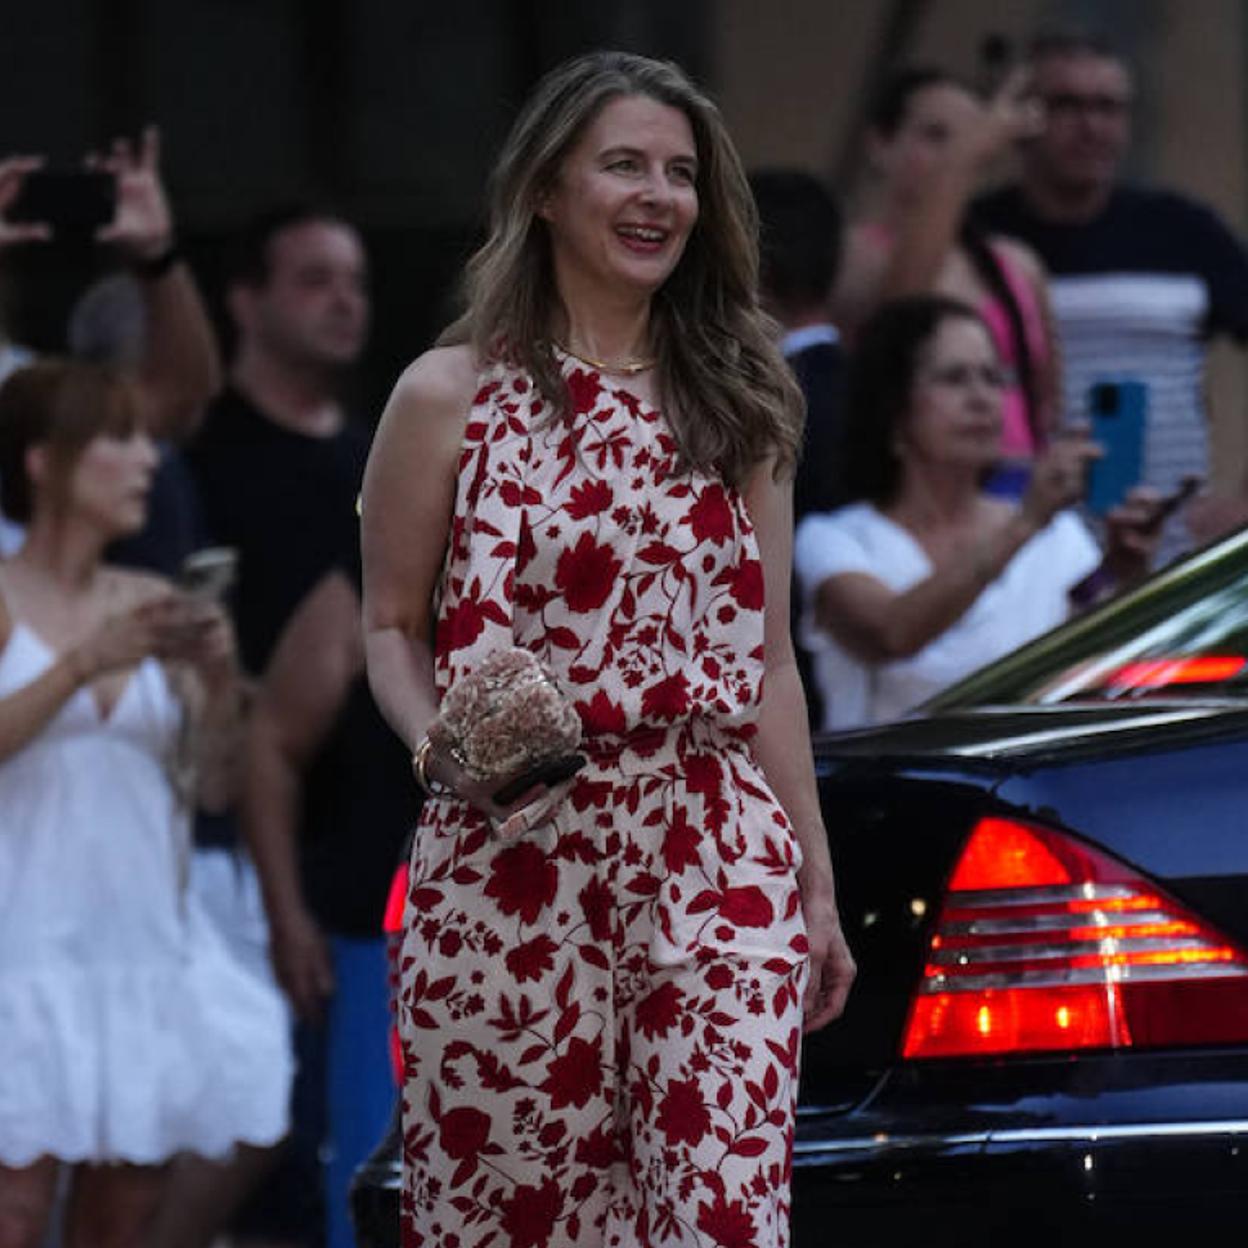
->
xmin=2 ymin=0 xmax=1246 ymax=476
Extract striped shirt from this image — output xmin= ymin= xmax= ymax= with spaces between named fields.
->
xmin=975 ymin=185 xmax=1248 ymax=562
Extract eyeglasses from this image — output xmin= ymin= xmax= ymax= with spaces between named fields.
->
xmin=920 ymin=363 xmax=1011 ymax=391
xmin=1041 ymin=92 xmax=1131 ymax=120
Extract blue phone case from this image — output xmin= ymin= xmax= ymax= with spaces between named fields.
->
xmin=1085 ymin=380 xmax=1147 ymax=515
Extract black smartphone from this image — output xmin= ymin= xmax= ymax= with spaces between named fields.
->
xmin=9 ymin=170 xmax=116 ymax=231
xmin=493 ymin=754 xmax=587 ymax=805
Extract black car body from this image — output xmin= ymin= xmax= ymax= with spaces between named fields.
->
xmin=356 ymin=529 xmax=1248 ymax=1247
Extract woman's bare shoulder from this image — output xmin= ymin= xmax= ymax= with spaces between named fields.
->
xmin=389 ymin=345 xmax=481 ymax=423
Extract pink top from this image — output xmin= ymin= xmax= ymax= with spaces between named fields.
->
xmin=856 ymin=223 xmax=1049 ymax=458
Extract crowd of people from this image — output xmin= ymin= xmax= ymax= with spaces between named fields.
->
xmin=1 ymin=24 xmax=1247 ymax=1248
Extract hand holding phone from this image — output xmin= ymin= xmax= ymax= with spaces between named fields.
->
xmin=492 ymin=754 xmax=587 ymax=805
xmin=1085 ymin=380 xmax=1148 ymax=516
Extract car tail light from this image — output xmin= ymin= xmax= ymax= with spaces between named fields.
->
xmin=902 ymin=816 xmax=1248 ymax=1059
xmin=382 ymin=862 xmax=408 ymax=1085
xmin=1104 ymin=655 xmax=1246 ymax=690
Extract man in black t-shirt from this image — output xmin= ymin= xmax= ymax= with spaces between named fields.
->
xmin=187 ymin=206 xmax=394 ymax=1248
xmin=974 ymin=31 xmax=1248 ymax=561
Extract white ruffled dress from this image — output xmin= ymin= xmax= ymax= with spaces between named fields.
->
xmin=0 ymin=621 xmax=291 ymax=1166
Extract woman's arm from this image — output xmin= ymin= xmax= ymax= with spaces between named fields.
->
xmin=742 ymin=461 xmax=855 ymax=1032
xmin=812 ymin=507 xmax=1041 ymax=663
xmin=244 ymin=569 xmax=362 ymax=1019
xmin=812 ymin=433 xmax=1101 ymax=662
xmin=0 ymin=600 xmax=90 ymax=763
xmin=0 ymin=581 xmax=180 ymax=765
xmin=360 ymin=347 xmax=475 ymax=766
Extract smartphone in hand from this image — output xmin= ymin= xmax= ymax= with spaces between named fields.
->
xmin=9 ymin=170 xmax=116 ymax=232
xmin=493 ymin=754 xmax=587 ymax=805
xmin=1086 ymin=380 xmax=1147 ymax=516
xmin=178 ymin=547 xmax=238 ymax=602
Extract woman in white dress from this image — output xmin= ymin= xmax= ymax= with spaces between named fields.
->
xmin=0 ymin=362 xmax=290 ymax=1248
xmin=795 ymin=295 xmax=1158 ymax=730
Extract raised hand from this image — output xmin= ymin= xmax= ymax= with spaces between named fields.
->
xmin=92 ymin=125 xmax=173 ymax=262
xmin=1022 ymin=426 xmax=1103 ymax=530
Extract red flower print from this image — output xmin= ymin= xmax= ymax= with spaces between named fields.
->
xmin=566 ymin=478 xmax=613 ymax=519
xmin=656 ymin=1076 xmax=712 ymax=1147
xmin=501 ymin=1176 xmax=564 ymax=1248
xmin=575 ymin=1122 xmax=620 ymax=1168
xmin=566 ymin=369 xmax=603 ymax=415
xmin=516 ymin=513 xmax=536 ymax=574
xmin=438 ymin=929 xmax=462 ymax=958
xmin=634 ymin=980 xmax=684 ymax=1040
xmin=505 ymin=935 xmax=558 ymax=983
xmin=729 ymin=559 xmax=765 ymax=611
xmin=442 ymin=597 xmax=485 ymax=652
xmin=641 ymin=671 xmax=690 ymax=721
xmin=575 ymin=689 xmax=628 ymax=737
xmin=438 ymin=1106 xmax=492 ymax=1160
xmin=705 ymin=963 xmax=735 ymax=991
xmin=578 ymin=876 xmax=614 ymax=942
xmin=687 ymin=484 xmax=735 ymax=546
xmin=720 ymin=885 xmax=774 ymax=928
xmin=539 ymin=1035 xmax=604 ymax=1109
xmin=556 ymin=532 xmax=623 ymax=613
xmin=662 ymin=807 xmax=702 ymax=872
xmin=484 ymin=843 xmax=558 ymax=925
xmin=696 ymin=1194 xmax=758 ymax=1248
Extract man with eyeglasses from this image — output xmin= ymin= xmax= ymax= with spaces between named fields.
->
xmin=975 ymin=30 xmax=1248 ymax=563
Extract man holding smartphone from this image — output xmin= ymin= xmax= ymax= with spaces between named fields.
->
xmin=975 ymin=30 xmax=1248 ymax=563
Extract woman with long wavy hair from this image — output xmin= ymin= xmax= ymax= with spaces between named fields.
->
xmin=361 ymin=50 xmax=854 ymax=1248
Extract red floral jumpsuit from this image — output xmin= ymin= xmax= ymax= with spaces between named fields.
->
xmin=398 ymin=355 xmax=809 ymax=1248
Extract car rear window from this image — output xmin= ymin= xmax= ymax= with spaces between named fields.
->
xmin=925 ymin=528 xmax=1248 ymax=709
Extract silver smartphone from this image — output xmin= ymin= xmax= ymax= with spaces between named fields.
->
xmin=178 ymin=547 xmax=238 ymax=601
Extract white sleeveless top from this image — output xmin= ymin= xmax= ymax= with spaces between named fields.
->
xmin=0 ymin=611 xmax=291 ymax=1165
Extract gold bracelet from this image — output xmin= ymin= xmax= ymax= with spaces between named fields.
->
xmin=412 ymin=735 xmax=451 ymax=798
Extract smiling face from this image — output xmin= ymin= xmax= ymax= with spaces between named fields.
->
xmin=899 ymin=315 xmax=1006 ymax=472
xmin=539 ymin=93 xmax=700 ymax=303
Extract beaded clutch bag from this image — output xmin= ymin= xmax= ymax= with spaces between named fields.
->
xmin=429 ymin=647 xmax=583 ymax=787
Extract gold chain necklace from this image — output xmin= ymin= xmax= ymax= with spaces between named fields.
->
xmin=554 ymin=342 xmax=656 ymax=376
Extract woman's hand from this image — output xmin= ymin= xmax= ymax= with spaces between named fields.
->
xmin=1022 ymin=428 xmax=1102 ymax=530
xmin=72 ymin=593 xmax=194 ymax=681
xmin=799 ymin=868 xmax=856 ymax=1033
xmin=949 ymin=68 xmax=1045 ymax=171
xmin=424 ymin=737 xmax=576 ymax=840
xmin=1103 ymin=486 xmax=1164 ymax=585
xmin=165 ymin=597 xmax=239 ymax=694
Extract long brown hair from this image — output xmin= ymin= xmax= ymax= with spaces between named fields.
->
xmin=440 ymin=50 xmax=802 ymax=487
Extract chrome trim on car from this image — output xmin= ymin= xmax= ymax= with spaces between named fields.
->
xmin=930 ymin=936 xmax=1215 ymax=965
xmin=793 ymin=1118 xmax=1248 ymax=1159
xmin=920 ymin=961 xmax=1248 ymax=992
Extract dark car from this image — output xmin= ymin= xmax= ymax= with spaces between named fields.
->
xmin=355 ymin=526 xmax=1248 ymax=1247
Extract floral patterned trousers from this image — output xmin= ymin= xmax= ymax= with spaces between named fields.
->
xmin=397 ymin=730 xmax=809 ymax=1248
